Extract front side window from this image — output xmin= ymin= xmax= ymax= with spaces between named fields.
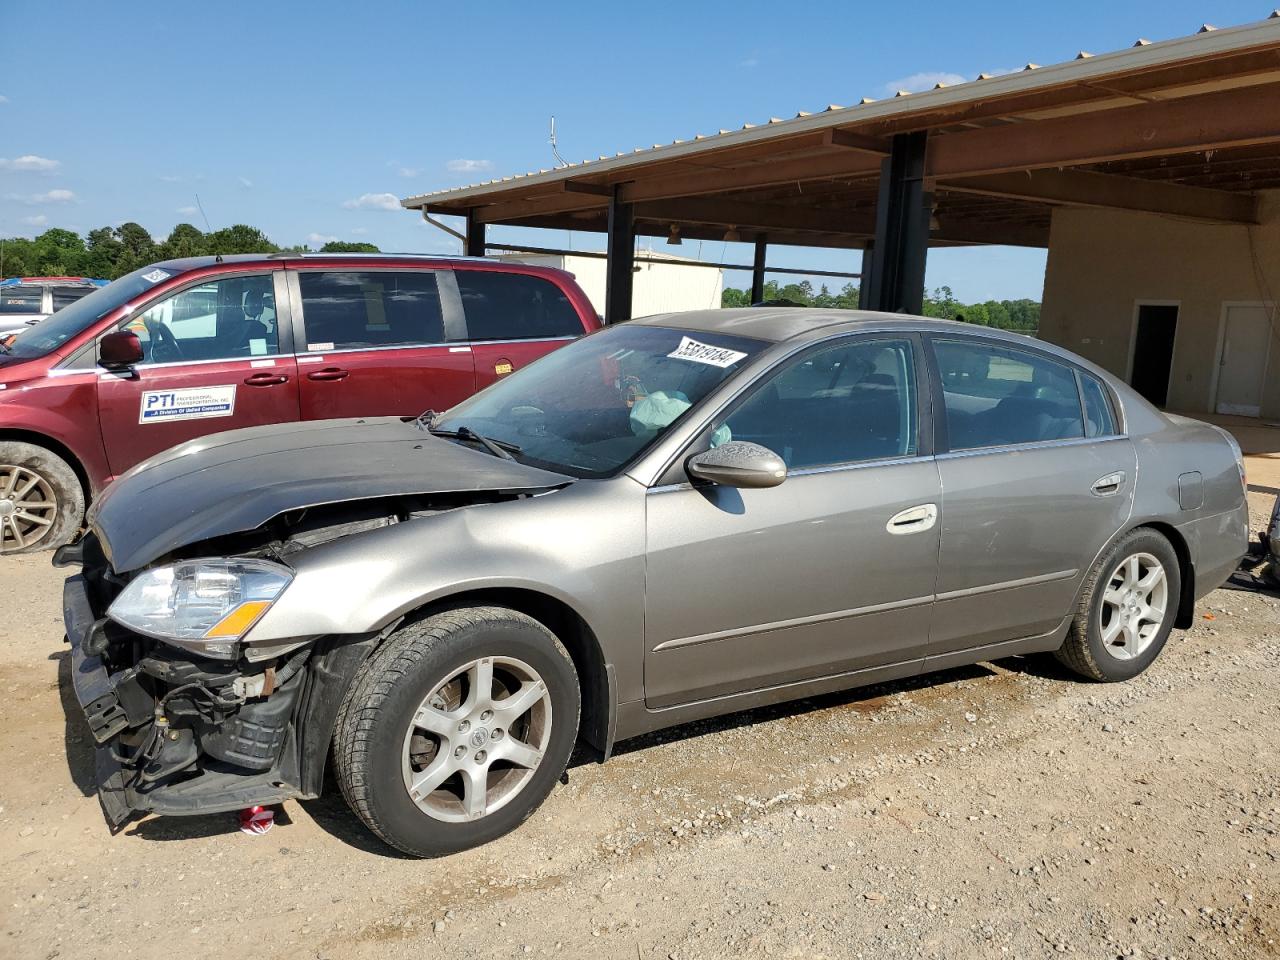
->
xmin=714 ymin=338 xmax=918 ymax=470
xmin=298 ymin=271 xmax=444 ymax=350
xmin=431 ymin=325 xmax=765 ymax=478
xmin=51 ymin=286 xmax=96 ymax=311
xmin=934 ymin=338 xmax=1084 ymax=450
xmin=456 ymin=270 xmax=584 ymax=341
xmin=122 ymin=274 xmax=279 ymax=364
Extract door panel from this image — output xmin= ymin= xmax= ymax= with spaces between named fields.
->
xmin=471 ymin=338 xmax=577 ymax=392
xmin=294 ymin=269 xmax=475 ymax=420
xmin=644 ymin=461 xmax=940 ymax=708
xmin=932 ymin=439 xmax=1137 ymax=654
xmin=97 ymin=271 xmax=299 ymax=476
xmin=98 ymin=357 xmax=300 ymax=475
xmin=1216 ymin=305 xmax=1271 ymax=417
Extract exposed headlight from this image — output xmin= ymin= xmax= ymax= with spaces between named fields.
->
xmin=108 ymin=559 xmax=293 ymax=659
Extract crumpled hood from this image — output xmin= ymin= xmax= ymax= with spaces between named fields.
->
xmin=90 ymin=417 xmax=572 ymax=571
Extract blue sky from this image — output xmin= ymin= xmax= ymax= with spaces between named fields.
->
xmin=0 ymin=0 xmax=1266 ymax=301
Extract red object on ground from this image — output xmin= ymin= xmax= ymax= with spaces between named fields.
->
xmin=239 ymin=805 xmax=274 ymax=835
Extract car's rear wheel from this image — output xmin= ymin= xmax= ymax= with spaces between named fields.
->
xmin=0 ymin=442 xmax=84 ymax=554
xmin=1056 ymin=528 xmax=1181 ymax=681
xmin=333 ymin=606 xmax=580 ymax=857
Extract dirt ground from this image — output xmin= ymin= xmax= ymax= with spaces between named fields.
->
xmin=0 ymin=490 xmax=1276 ymax=960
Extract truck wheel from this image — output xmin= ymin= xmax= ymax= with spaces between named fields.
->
xmin=0 ymin=442 xmax=84 ymax=554
xmin=1055 ymin=528 xmax=1181 ymax=682
xmin=334 ymin=606 xmax=580 ymax=857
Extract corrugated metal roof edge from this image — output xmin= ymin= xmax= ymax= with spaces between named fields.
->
xmin=401 ymin=14 xmax=1280 ymax=210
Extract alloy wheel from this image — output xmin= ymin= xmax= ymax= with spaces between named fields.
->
xmin=1098 ymin=552 xmax=1168 ymax=661
xmin=0 ymin=465 xmax=58 ymax=552
xmin=401 ymin=655 xmax=552 ymax=823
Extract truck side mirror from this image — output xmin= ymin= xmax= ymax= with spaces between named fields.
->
xmin=99 ymin=330 xmax=144 ymax=369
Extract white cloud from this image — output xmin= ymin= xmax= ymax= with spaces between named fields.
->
xmin=0 ymin=95 xmax=8 ymax=104
xmin=21 ymin=214 xmax=47 ymax=227
xmin=351 ymin=227 xmax=369 ymax=235
xmin=159 ymin=174 xmax=183 ymax=183
xmin=397 ymin=166 xmax=420 ymax=178
xmin=739 ymin=56 xmax=760 ymax=69
xmin=176 ymin=205 xmax=199 ymax=216
xmin=238 ymin=176 xmax=254 ymax=188
xmin=8 ymin=188 xmax=76 ymax=205
xmin=880 ymin=71 xmax=967 ymax=95
xmin=446 ymin=158 xmax=493 ymax=174
xmin=0 ymin=154 xmax=61 ymax=172
xmin=342 ymin=192 xmax=401 ymax=211
xmin=307 ymin=232 xmax=338 ymax=246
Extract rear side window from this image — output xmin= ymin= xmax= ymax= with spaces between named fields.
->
xmin=298 ymin=271 xmax=444 ymax=350
xmin=455 ymin=271 xmax=584 ymax=341
xmin=51 ymin=287 xmax=93 ymax=311
xmin=933 ymin=339 xmax=1084 ymax=450
xmin=1079 ymin=372 xmax=1117 ymax=437
xmin=0 ymin=286 xmax=43 ymax=314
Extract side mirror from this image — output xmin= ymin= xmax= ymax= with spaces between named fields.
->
xmin=99 ymin=330 xmax=144 ymax=369
xmin=687 ymin=441 xmax=787 ymax=489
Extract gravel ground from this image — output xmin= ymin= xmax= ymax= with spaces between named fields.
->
xmin=1 ymin=490 xmax=1276 ymax=960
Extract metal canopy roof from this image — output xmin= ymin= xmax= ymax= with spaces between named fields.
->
xmin=403 ymin=14 xmax=1280 ymax=250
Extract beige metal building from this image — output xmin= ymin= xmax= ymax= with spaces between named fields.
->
xmin=404 ymin=14 xmax=1280 ymax=422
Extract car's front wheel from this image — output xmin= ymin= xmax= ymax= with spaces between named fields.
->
xmin=1056 ymin=528 xmax=1182 ymax=681
xmin=334 ymin=606 xmax=580 ymax=857
xmin=0 ymin=442 xmax=84 ymax=554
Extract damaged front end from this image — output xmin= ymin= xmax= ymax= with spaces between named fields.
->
xmin=57 ymin=498 xmax=474 ymax=831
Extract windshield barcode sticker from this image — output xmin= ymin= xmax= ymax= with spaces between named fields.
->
xmin=141 ymin=269 xmax=170 ymax=284
xmin=139 ymin=385 xmax=236 ymax=424
xmin=666 ymin=336 xmax=748 ymax=368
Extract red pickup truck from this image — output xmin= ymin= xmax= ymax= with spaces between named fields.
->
xmin=0 ymin=253 xmax=601 ymax=553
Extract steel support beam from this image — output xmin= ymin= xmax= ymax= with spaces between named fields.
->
xmin=865 ymin=132 xmax=931 ymax=314
xmin=464 ymin=210 xmax=486 ymax=257
xmin=605 ymin=189 xmax=635 ymax=324
xmin=751 ymin=238 xmax=767 ymax=304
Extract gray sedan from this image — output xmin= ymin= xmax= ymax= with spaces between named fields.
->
xmin=62 ymin=309 xmax=1249 ymax=856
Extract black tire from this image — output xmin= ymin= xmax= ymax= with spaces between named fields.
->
xmin=0 ymin=441 xmax=84 ymax=554
xmin=333 ymin=606 xmax=580 ymax=857
xmin=1055 ymin=528 xmax=1182 ymax=682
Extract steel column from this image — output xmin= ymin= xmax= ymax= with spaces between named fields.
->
xmin=750 ymin=238 xmax=767 ymax=304
xmin=605 ymin=188 xmax=635 ymax=324
xmin=864 ymin=132 xmax=931 ymax=314
xmin=464 ymin=210 xmax=486 ymax=257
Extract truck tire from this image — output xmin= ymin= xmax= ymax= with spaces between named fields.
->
xmin=0 ymin=441 xmax=84 ymax=554
xmin=1055 ymin=527 xmax=1182 ymax=682
xmin=333 ymin=606 xmax=580 ymax=857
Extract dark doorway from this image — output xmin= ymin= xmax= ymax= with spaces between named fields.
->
xmin=1130 ymin=304 xmax=1179 ymax=407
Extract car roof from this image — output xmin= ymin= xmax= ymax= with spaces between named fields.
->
xmin=0 ymin=276 xmax=108 ymax=287
xmin=629 ymin=307 xmax=990 ymax=343
xmin=150 ymin=252 xmax=526 ymax=272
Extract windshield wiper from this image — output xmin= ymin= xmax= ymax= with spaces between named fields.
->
xmin=428 ymin=424 xmax=521 ymax=460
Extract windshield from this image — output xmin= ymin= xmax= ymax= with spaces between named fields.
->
xmin=2 ymin=266 xmax=172 ymax=359
xmin=432 ymin=324 xmax=767 ymax=478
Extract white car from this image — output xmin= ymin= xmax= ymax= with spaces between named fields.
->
xmin=0 ymin=277 xmax=108 ymax=338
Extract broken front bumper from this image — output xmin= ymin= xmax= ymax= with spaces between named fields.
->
xmin=63 ymin=574 xmax=301 ymax=831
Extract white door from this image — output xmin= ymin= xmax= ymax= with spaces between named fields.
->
xmin=1216 ymin=305 xmax=1273 ymax=417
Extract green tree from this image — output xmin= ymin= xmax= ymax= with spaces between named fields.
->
xmin=160 ymin=223 xmax=207 ymax=260
xmin=721 ymin=286 xmax=750 ymax=307
xmin=82 ymin=227 xmax=123 ymax=278
xmin=320 ymin=240 xmax=381 ymax=253
xmin=204 ymin=224 xmax=278 ymax=256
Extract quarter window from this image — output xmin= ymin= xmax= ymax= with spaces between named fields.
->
xmin=122 ymin=274 xmax=279 ymax=364
xmin=715 ymin=338 xmax=918 ymax=470
xmin=1080 ymin=372 xmax=1118 ymax=437
xmin=298 ymin=271 xmax=444 ymax=350
xmin=455 ymin=271 xmax=584 ymax=341
xmin=933 ymin=339 xmax=1084 ymax=450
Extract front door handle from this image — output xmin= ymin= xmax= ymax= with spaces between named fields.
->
xmin=243 ymin=371 xmax=289 ymax=387
xmin=886 ymin=503 xmax=938 ymax=535
xmin=1091 ymin=471 xmax=1126 ymax=496
xmin=307 ymin=367 xmax=350 ymax=382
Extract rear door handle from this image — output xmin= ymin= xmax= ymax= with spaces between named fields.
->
xmin=307 ymin=367 xmax=350 ymax=382
xmin=243 ymin=372 xmax=289 ymax=387
xmin=1091 ymin=471 xmax=1126 ymax=496
xmin=886 ymin=503 xmax=938 ymax=535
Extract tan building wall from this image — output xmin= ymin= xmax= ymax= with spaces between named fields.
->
xmin=1039 ymin=190 xmax=1280 ymax=418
